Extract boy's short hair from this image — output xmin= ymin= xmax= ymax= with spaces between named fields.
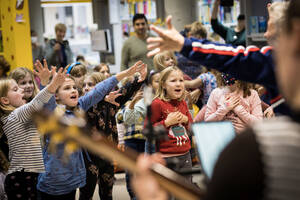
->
xmin=133 ymin=13 xmax=148 ymax=25
xmin=55 ymin=23 xmax=67 ymax=33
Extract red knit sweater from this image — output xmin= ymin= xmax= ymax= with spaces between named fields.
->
xmin=150 ymin=98 xmax=192 ymax=154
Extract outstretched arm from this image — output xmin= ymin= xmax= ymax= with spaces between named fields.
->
xmin=147 ymin=16 xmax=277 ymax=92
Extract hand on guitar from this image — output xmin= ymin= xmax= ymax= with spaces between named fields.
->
xmin=132 ymin=153 xmax=168 ymax=200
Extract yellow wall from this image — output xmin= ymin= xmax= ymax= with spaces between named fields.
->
xmin=0 ymin=0 xmax=33 ymax=71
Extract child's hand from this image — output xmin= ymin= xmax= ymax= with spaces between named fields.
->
xmin=190 ymin=89 xmax=201 ymax=104
xmin=138 ymin=64 xmax=148 ymax=82
xmin=165 ymin=112 xmax=183 ymax=127
xmin=126 ymin=61 xmax=147 ymax=78
xmin=224 ymin=95 xmax=240 ymax=110
xmin=47 ymin=67 xmax=68 ymax=93
xmin=34 ymin=59 xmax=53 ymax=86
xmin=117 ymin=144 xmax=125 ymax=152
xmin=177 ymin=112 xmax=189 ymax=124
xmin=264 ymin=107 xmax=275 ymax=118
xmin=104 ymin=90 xmax=122 ymax=107
xmin=129 ymin=90 xmax=144 ymax=109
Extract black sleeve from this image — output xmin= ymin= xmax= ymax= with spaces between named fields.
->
xmin=115 ymin=76 xmax=144 ymax=107
xmin=204 ymin=128 xmax=265 ymax=200
xmin=211 ymin=19 xmax=228 ymax=40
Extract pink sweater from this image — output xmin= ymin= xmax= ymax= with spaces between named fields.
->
xmin=205 ymin=88 xmax=263 ymax=133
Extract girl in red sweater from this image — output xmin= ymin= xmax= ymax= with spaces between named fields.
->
xmin=150 ymin=66 xmax=193 ymax=180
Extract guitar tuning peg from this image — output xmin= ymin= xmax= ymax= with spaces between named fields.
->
xmin=62 ymin=141 xmax=79 ymax=163
xmin=36 ymin=115 xmax=59 ymax=135
xmin=51 ymin=132 xmax=65 ymax=144
xmin=48 ymin=132 xmax=64 ymax=154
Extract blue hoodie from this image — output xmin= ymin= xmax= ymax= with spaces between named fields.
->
xmin=37 ymin=76 xmax=118 ymax=195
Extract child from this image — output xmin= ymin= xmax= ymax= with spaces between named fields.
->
xmin=0 ymin=67 xmax=67 ymax=200
xmin=37 ymin=61 xmax=146 ymax=199
xmin=191 ymin=68 xmax=219 ymax=122
xmin=66 ymin=62 xmax=87 ymax=96
xmin=94 ymin=63 xmax=111 ymax=79
xmin=150 ymin=66 xmax=193 ymax=180
xmin=79 ymin=68 xmax=146 ymax=200
xmin=205 ymin=73 xmax=263 ymax=133
xmin=9 ymin=67 xmax=40 ymax=102
xmin=153 ymin=51 xmax=177 ymax=72
xmin=123 ymin=70 xmax=160 ymax=153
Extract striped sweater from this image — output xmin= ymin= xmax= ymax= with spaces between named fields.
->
xmin=205 ymin=116 xmax=300 ymax=200
xmin=1 ymin=87 xmax=53 ymax=174
xmin=254 ymin=117 xmax=300 ymax=200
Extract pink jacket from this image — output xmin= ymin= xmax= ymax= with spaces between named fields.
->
xmin=205 ymin=88 xmax=263 ymax=133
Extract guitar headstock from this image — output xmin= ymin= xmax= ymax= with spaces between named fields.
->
xmin=33 ymin=109 xmax=87 ymax=160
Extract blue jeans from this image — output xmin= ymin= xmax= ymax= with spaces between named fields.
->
xmin=124 ymin=139 xmax=145 ymax=200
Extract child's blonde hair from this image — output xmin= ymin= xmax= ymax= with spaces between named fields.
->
xmin=0 ymin=79 xmax=16 ymax=116
xmin=9 ymin=67 xmax=39 ymax=100
xmin=155 ymin=66 xmax=185 ymax=101
xmin=86 ymin=72 xmax=106 ymax=85
xmin=153 ymin=51 xmax=178 ymax=72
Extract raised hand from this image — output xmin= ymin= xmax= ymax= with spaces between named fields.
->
xmin=116 ymin=61 xmax=147 ymax=82
xmin=104 ymin=90 xmax=122 ymax=107
xmin=129 ymin=90 xmax=144 ymax=109
xmin=127 ymin=61 xmax=147 ymax=77
xmin=138 ymin=64 xmax=148 ymax=82
xmin=47 ymin=67 xmax=68 ymax=93
xmin=34 ymin=59 xmax=53 ymax=86
xmin=147 ymin=16 xmax=185 ymax=57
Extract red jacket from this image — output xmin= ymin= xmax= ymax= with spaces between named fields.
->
xmin=150 ymin=98 xmax=192 ymax=154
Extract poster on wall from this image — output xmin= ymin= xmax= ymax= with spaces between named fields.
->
xmin=16 ymin=0 xmax=24 ymax=10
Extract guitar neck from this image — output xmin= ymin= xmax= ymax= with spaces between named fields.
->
xmin=35 ymin=113 xmax=205 ymax=200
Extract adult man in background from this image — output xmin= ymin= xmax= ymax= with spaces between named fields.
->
xmin=121 ymin=14 xmax=154 ymax=72
xmin=45 ymin=23 xmax=73 ymax=69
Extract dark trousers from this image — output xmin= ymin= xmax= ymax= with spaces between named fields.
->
xmin=164 ymin=152 xmax=193 ymax=182
xmin=79 ymin=152 xmax=115 ymax=200
xmin=124 ymin=139 xmax=145 ymax=200
xmin=39 ymin=190 xmax=76 ymax=200
xmin=4 ymin=171 xmax=39 ymax=200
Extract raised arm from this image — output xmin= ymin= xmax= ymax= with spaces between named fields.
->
xmin=79 ymin=61 xmax=147 ymax=111
xmin=147 ymin=16 xmax=277 ymax=92
xmin=211 ymin=0 xmax=228 ymax=39
xmin=15 ymin=67 xmax=67 ymax=122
